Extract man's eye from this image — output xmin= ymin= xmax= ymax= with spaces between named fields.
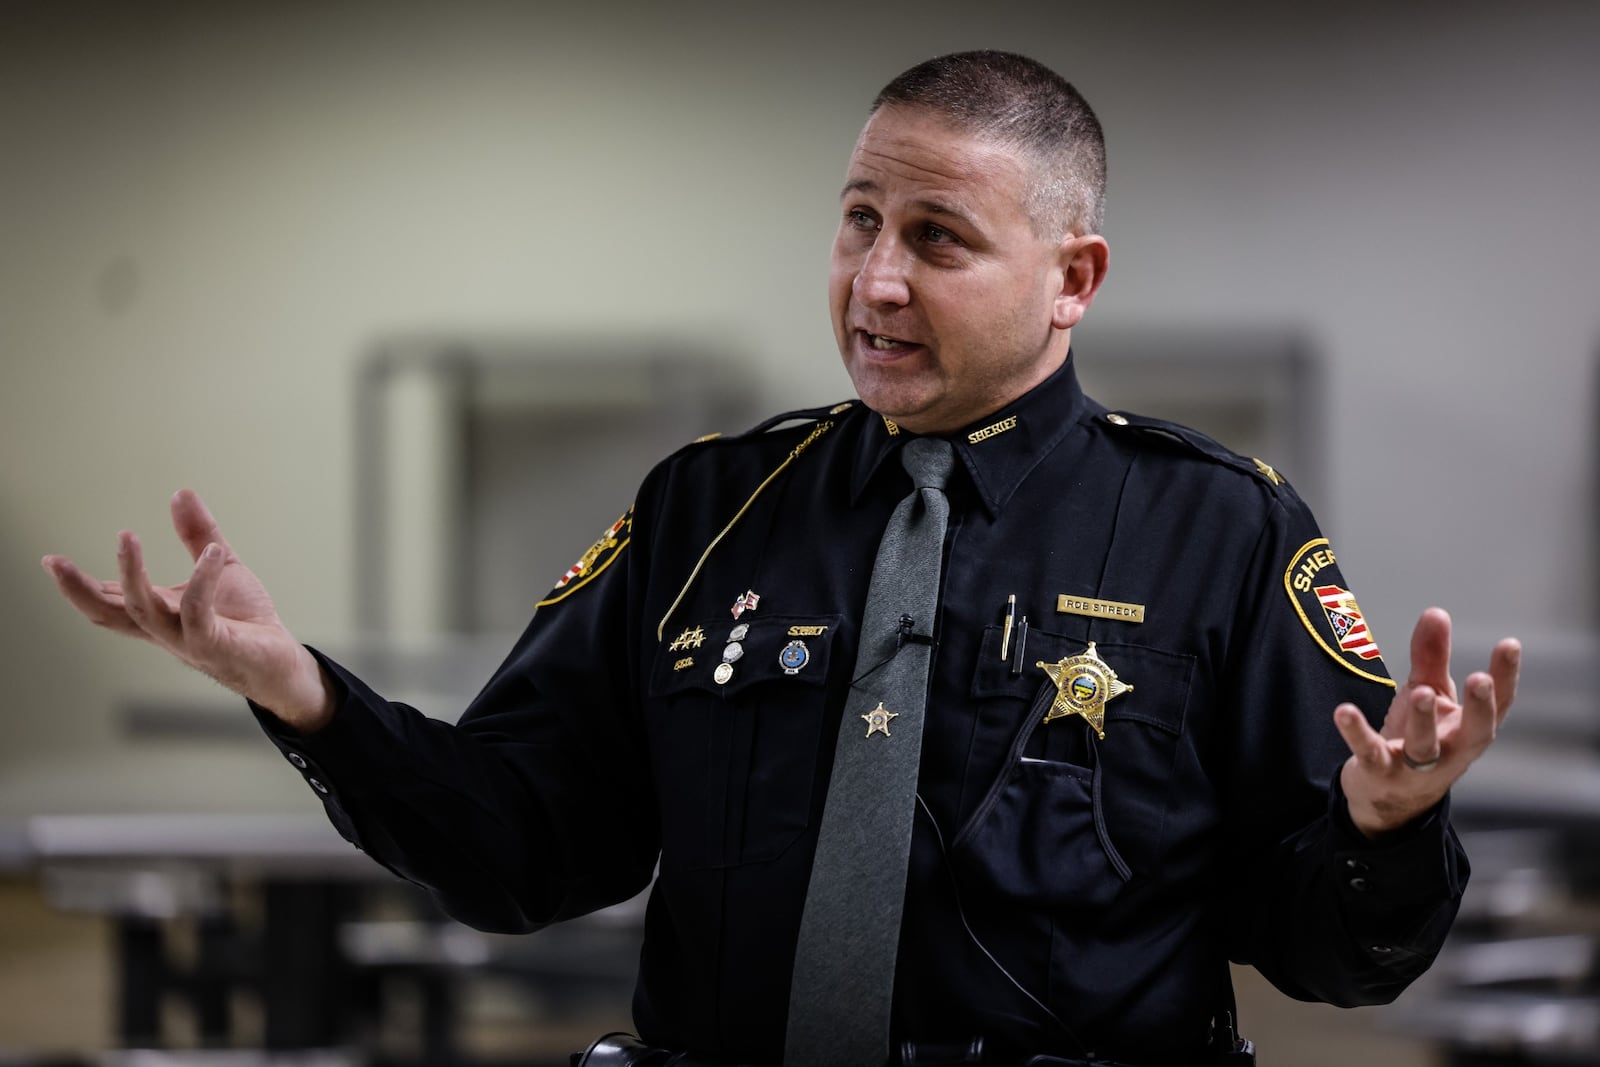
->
xmin=922 ymin=224 xmax=956 ymax=244
xmin=845 ymin=208 xmax=878 ymax=229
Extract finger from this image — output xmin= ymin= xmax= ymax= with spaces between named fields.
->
xmin=178 ymin=543 xmax=226 ymax=646
xmin=1335 ymin=703 xmax=1392 ymax=770
xmin=42 ymin=555 xmax=144 ymax=638
xmin=1407 ymin=607 xmax=1457 ymax=702
xmin=1401 ymin=687 xmax=1441 ymax=764
xmin=1378 ymin=682 xmax=1412 ymax=741
xmin=170 ymin=489 xmax=237 ymax=563
xmin=1489 ymin=637 xmax=1521 ymax=724
xmin=1457 ymin=671 xmax=1499 ymax=751
xmin=117 ymin=531 xmax=182 ymax=645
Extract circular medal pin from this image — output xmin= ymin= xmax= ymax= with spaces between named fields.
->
xmin=728 ymin=623 xmax=749 ymax=642
xmin=779 ymin=640 xmax=810 ymax=675
xmin=722 ymin=642 xmax=744 ymax=664
xmin=714 ymin=662 xmax=735 ymax=685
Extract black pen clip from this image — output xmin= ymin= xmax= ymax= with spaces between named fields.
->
xmin=1009 ymin=616 xmax=1029 ymax=676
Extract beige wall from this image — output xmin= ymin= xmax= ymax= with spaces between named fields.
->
xmin=4 ymin=2 xmax=1596 ymax=777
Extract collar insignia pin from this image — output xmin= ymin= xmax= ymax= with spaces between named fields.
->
xmin=731 ymin=590 xmax=761 ymax=619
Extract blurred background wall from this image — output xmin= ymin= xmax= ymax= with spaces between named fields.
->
xmin=2 ymin=0 xmax=1597 ymax=1060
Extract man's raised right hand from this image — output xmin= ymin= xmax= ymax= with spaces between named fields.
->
xmin=41 ymin=489 xmax=335 ymax=734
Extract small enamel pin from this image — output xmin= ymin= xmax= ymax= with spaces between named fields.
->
xmin=1036 ymin=642 xmax=1134 ymax=739
xmin=862 ymin=702 xmax=897 ymax=737
xmin=779 ymin=640 xmax=809 ymax=675
xmin=731 ymin=590 xmax=761 ymax=619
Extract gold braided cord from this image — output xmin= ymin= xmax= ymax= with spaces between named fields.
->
xmin=655 ymin=420 xmax=834 ymax=640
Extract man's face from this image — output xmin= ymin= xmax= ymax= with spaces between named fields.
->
xmin=829 ymin=105 xmax=1086 ymax=435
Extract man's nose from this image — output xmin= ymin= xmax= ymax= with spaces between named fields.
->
xmin=853 ymin=235 xmax=911 ymax=307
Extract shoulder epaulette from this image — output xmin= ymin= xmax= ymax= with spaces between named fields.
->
xmin=675 ymin=400 xmax=860 ymax=449
xmin=665 ymin=396 xmax=864 ymax=454
xmin=1094 ymin=409 xmax=1289 ymax=490
xmin=740 ymin=399 xmax=860 ymax=438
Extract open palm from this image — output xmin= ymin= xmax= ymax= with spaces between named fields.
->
xmin=42 ymin=489 xmax=332 ymax=731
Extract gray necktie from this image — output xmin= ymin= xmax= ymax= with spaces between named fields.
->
xmin=785 ymin=436 xmax=955 ymax=1067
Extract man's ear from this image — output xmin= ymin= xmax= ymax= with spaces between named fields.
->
xmin=1052 ymin=235 xmax=1110 ymax=331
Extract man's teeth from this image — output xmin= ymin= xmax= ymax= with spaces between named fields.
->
xmin=869 ymin=333 xmax=905 ymax=350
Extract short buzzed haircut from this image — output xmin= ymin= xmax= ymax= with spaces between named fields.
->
xmin=871 ymin=50 xmax=1107 ymax=239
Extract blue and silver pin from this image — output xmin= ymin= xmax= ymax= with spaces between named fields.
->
xmin=779 ymin=640 xmax=810 ymax=675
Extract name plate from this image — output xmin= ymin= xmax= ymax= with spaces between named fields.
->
xmin=1056 ymin=595 xmax=1145 ymax=623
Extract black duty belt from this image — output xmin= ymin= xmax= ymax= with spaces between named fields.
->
xmin=573 ymin=1031 xmax=1256 ymax=1067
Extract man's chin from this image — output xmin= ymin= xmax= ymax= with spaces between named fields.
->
xmin=846 ymin=370 xmax=933 ymax=424
xmin=860 ymin=400 xmax=945 ymax=436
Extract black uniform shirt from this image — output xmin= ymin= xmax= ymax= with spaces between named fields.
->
xmin=259 ymin=356 xmax=1466 ymax=1065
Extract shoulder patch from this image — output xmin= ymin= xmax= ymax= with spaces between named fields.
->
xmin=1283 ymin=538 xmax=1394 ymax=686
xmin=537 ymin=508 xmax=632 ymax=607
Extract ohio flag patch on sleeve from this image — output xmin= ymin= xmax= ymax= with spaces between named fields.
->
xmin=1283 ymin=537 xmax=1395 ymax=687
xmin=537 ymin=508 xmax=632 ymax=608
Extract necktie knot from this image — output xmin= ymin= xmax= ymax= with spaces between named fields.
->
xmin=900 ymin=437 xmax=954 ymax=492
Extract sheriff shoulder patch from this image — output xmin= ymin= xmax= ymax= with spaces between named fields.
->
xmin=1283 ymin=537 xmax=1395 ymax=687
xmin=538 ymin=508 xmax=632 ymax=607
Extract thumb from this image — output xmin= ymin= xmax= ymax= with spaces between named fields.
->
xmin=178 ymin=542 xmax=227 ymax=648
xmin=1334 ymin=703 xmax=1391 ymax=770
xmin=172 ymin=490 xmax=238 ymax=563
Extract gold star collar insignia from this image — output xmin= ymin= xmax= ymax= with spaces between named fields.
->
xmin=862 ymin=702 xmax=898 ymax=738
xmin=1036 ymin=642 xmax=1134 ymax=739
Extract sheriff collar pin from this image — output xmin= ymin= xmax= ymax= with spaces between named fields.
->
xmin=1036 ymin=642 xmax=1134 ymax=739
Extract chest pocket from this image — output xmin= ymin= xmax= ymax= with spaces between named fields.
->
xmin=647 ymin=614 xmax=841 ymax=872
xmin=953 ymin=627 xmax=1195 ymax=910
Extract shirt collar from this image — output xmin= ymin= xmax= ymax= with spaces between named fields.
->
xmin=848 ymin=354 xmax=1095 ymax=517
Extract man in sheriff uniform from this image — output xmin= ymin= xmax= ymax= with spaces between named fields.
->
xmin=45 ymin=51 xmax=1520 ymax=1067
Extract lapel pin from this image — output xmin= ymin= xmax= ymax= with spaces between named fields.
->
xmin=779 ymin=640 xmax=810 ymax=675
xmin=731 ymin=590 xmax=761 ymax=619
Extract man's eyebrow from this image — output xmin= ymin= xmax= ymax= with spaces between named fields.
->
xmin=839 ymin=179 xmax=978 ymax=227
